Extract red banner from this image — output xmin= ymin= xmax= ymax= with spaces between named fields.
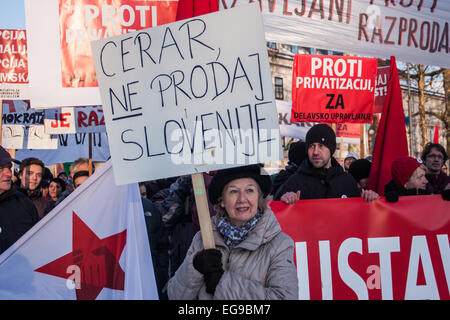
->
xmin=59 ymin=0 xmax=178 ymax=88
xmin=0 ymin=29 xmax=28 ymax=84
xmin=291 ymin=54 xmax=377 ymax=124
xmin=270 ymin=195 xmax=450 ymax=300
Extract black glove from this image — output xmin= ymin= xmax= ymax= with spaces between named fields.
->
xmin=204 ymin=271 xmax=223 ymax=295
xmin=385 ymin=190 xmax=399 ymax=203
xmin=193 ymin=249 xmax=223 ymax=274
xmin=193 ymin=249 xmax=224 ymax=294
xmin=441 ymin=189 xmax=450 ymax=201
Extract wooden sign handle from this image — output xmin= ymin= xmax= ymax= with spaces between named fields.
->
xmin=191 ymin=172 xmax=215 ymax=249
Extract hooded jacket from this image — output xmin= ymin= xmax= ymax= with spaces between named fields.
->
xmin=274 ymin=158 xmax=361 ymax=200
xmin=167 ymin=207 xmax=298 ymax=300
xmin=0 ymin=186 xmax=39 ymax=254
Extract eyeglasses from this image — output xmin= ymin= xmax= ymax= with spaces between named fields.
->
xmin=427 ymin=154 xmax=444 ymax=160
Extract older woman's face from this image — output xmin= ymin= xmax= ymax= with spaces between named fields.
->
xmin=405 ymin=167 xmax=428 ymax=190
xmin=220 ymin=178 xmax=260 ymax=227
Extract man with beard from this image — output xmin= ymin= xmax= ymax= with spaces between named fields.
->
xmin=274 ymin=124 xmax=377 ymax=203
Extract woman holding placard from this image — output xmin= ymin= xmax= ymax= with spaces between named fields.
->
xmin=167 ymin=165 xmax=298 ymax=300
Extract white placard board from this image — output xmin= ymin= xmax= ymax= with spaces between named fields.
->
xmin=44 ymin=105 xmax=106 ymax=134
xmin=91 ymin=4 xmax=283 ymax=185
xmin=1 ymin=100 xmax=58 ymax=149
xmin=1 ymin=125 xmax=25 ymax=149
xmin=44 ymin=107 xmax=76 ymax=134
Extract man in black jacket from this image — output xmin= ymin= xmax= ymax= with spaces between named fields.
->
xmin=274 ymin=124 xmax=377 ymax=203
xmin=0 ymin=146 xmax=39 ymax=255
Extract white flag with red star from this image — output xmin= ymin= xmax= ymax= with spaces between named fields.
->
xmin=0 ymin=161 xmax=158 ymax=300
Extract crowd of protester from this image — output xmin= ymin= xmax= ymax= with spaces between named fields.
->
xmin=0 ymin=124 xmax=449 ymax=300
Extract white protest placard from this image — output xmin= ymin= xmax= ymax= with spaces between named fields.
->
xmin=74 ymin=105 xmax=106 ymax=133
xmin=44 ymin=107 xmax=76 ymax=134
xmin=91 ymin=4 xmax=283 ymax=185
xmin=26 ymin=125 xmax=58 ymax=149
xmin=44 ymin=105 xmax=106 ymax=134
xmin=1 ymin=125 xmax=25 ymax=149
xmin=1 ymin=100 xmax=57 ymax=149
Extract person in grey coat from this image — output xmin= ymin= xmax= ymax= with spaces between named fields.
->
xmin=167 ymin=165 xmax=298 ymax=300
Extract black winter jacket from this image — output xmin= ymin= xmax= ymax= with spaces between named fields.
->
xmin=270 ymin=162 xmax=299 ymax=196
xmin=141 ymin=197 xmax=170 ymax=299
xmin=274 ymin=158 xmax=361 ymax=200
xmin=384 ymin=180 xmax=431 ymax=202
xmin=0 ymin=186 xmax=39 ymax=255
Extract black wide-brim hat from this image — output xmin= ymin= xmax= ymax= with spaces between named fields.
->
xmin=208 ymin=164 xmax=272 ymax=205
xmin=0 ymin=145 xmax=21 ymax=166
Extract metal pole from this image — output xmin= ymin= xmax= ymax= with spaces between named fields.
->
xmin=407 ymin=65 xmax=414 ymax=157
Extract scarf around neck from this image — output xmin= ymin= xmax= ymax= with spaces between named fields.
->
xmin=216 ymin=212 xmax=262 ymax=249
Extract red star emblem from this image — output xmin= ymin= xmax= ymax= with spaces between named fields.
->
xmin=35 ymin=212 xmax=127 ymax=300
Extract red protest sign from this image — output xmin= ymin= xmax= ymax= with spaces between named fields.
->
xmin=271 ymin=195 xmax=450 ymax=300
xmin=336 ymin=122 xmax=360 ymax=140
xmin=0 ymin=29 xmax=28 ymax=84
xmin=374 ymin=66 xmax=390 ymax=114
xmin=291 ymin=55 xmax=377 ymax=124
xmin=59 ymin=0 xmax=178 ymax=88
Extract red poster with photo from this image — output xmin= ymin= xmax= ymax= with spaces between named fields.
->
xmin=59 ymin=0 xmax=178 ymax=88
xmin=0 ymin=29 xmax=28 ymax=84
xmin=291 ymin=54 xmax=377 ymax=124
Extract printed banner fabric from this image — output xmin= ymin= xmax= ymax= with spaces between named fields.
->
xmin=271 ymin=195 xmax=450 ymax=300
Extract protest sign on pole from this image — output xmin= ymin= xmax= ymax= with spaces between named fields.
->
xmin=91 ymin=3 xmax=283 ymax=186
xmin=219 ymin=1 xmax=450 ymax=69
xmin=1 ymin=100 xmax=57 ymax=149
xmin=374 ymin=66 xmax=390 ymax=114
xmin=0 ymin=29 xmax=30 ymax=100
xmin=44 ymin=105 xmax=106 ymax=134
xmin=24 ymin=0 xmax=178 ymax=108
xmin=271 ymin=195 xmax=450 ymax=300
xmin=291 ymin=54 xmax=378 ymax=124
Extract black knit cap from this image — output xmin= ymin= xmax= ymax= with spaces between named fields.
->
xmin=305 ymin=124 xmax=336 ymax=155
xmin=348 ymin=159 xmax=372 ymax=183
xmin=208 ymin=164 xmax=272 ymax=205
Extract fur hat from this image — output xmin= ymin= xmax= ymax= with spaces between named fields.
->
xmin=305 ymin=124 xmax=336 ymax=155
xmin=391 ymin=156 xmax=422 ymax=188
xmin=348 ymin=159 xmax=371 ymax=183
xmin=208 ymin=164 xmax=272 ymax=205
